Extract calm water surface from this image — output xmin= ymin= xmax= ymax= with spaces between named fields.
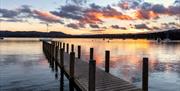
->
xmin=58 ymin=38 xmax=180 ymax=91
xmin=0 ymin=38 xmax=180 ymax=91
xmin=0 ymin=38 xmax=69 ymax=91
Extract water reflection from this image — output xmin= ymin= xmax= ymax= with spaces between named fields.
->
xmin=57 ymin=38 xmax=180 ymax=91
xmin=0 ymin=39 xmax=69 ymax=91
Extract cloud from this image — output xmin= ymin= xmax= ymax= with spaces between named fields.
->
xmin=174 ymin=0 xmax=180 ymax=6
xmin=111 ymin=25 xmax=127 ymax=30
xmin=80 ymin=5 xmax=132 ymax=24
xmin=33 ymin=10 xmax=62 ymax=23
xmin=18 ymin=5 xmax=32 ymax=13
xmin=66 ymin=0 xmax=87 ymax=5
xmin=134 ymin=24 xmax=151 ymax=30
xmin=89 ymin=24 xmax=99 ymax=28
xmin=133 ymin=9 xmax=159 ymax=19
xmin=0 ymin=5 xmax=33 ymax=18
xmin=117 ymin=1 xmax=180 ymax=19
xmin=51 ymin=5 xmax=84 ymax=20
xmin=0 ymin=9 xmax=19 ymax=18
xmin=66 ymin=23 xmax=85 ymax=29
xmin=118 ymin=0 xmax=142 ymax=10
xmin=0 ymin=5 xmax=64 ymax=24
xmin=0 ymin=18 xmax=25 ymax=22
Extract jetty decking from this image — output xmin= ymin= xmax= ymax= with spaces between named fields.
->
xmin=42 ymin=41 xmax=145 ymax=91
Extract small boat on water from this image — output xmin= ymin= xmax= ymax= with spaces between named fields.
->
xmin=0 ymin=37 xmax=4 ymax=40
xmin=162 ymin=38 xmax=171 ymax=43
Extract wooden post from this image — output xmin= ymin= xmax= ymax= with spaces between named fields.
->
xmin=67 ymin=43 xmax=69 ymax=53
xmin=60 ymin=48 xmax=64 ymax=67
xmin=90 ymin=48 xmax=94 ymax=60
xmin=105 ymin=50 xmax=110 ymax=73
xmin=62 ymin=43 xmax=65 ymax=49
xmin=142 ymin=57 xmax=148 ymax=91
xmin=89 ymin=59 xmax=96 ymax=91
xmin=78 ymin=45 xmax=81 ymax=59
xmin=71 ymin=44 xmax=74 ymax=52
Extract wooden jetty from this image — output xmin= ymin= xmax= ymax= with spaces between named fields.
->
xmin=42 ymin=41 xmax=148 ymax=91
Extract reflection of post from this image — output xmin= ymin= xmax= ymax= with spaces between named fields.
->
xmin=69 ymin=52 xmax=75 ymax=91
xmin=89 ymin=48 xmax=96 ymax=91
xmin=142 ymin=57 xmax=149 ymax=91
xmin=60 ymin=48 xmax=64 ymax=68
xmin=55 ymin=67 xmax=58 ymax=80
xmin=60 ymin=69 xmax=64 ymax=91
xmin=105 ymin=50 xmax=110 ymax=73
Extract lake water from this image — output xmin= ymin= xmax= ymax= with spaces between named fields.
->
xmin=58 ymin=38 xmax=180 ymax=91
xmin=0 ymin=38 xmax=69 ymax=91
xmin=0 ymin=38 xmax=180 ymax=91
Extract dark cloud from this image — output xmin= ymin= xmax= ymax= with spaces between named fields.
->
xmin=89 ymin=3 xmax=102 ymax=10
xmin=18 ymin=5 xmax=32 ymax=13
xmin=152 ymin=26 xmax=160 ymax=30
xmin=117 ymin=1 xmax=180 ymax=18
xmin=0 ymin=9 xmax=18 ymax=18
xmin=0 ymin=5 xmax=32 ymax=18
xmin=51 ymin=5 xmax=84 ymax=20
xmin=168 ymin=6 xmax=180 ymax=15
xmin=111 ymin=25 xmax=121 ymax=29
xmin=118 ymin=0 xmax=142 ymax=9
xmin=111 ymin=25 xmax=127 ymax=30
xmin=66 ymin=0 xmax=87 ymax=5
xmin=134 ymin=24 xmax=151 ymax=30
xmin=174 ymin=0 xmax=180 ymax=6
xmin=66 ymin=23 xmax=85 ymax=29
xmin=89 ymin=24 xmax=99 ymax=28
xmin=0 ymin=5 xmax=64 ymax=24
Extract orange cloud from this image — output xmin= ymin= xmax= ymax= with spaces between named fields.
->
xmin=132 ymin=10 xmax=159 ymax=19
xmin=81 ymin=9 xmax=133 ymax=24
xmin=33 ymin=10 xmax=61 ymax=22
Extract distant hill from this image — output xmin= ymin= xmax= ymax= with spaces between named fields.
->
xmin=0 ymin=31 xmax=69 ymax=38
xmin=0 ymin=29 xmax=180 ymax=40
xmin=71 ymin=29 xmax=180 ymax=40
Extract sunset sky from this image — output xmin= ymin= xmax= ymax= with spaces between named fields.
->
xmin=0 ymin=0 xmax=180 ymax=35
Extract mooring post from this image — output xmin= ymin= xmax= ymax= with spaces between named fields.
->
xmin=105 ymin=50 xmax=110 ymax=73
xmin=67 ymin=43 xmax=69 ymax=53
xmin=89 ymin=48 xmax=96 ymax=91
xmin=90 ymin=48 xmax=94 ymax=60
xmin=142 ymin=57 xmax=149 ymax=91
xmin=69 ymin=51 xmax=75 ymax=91
xmin=60 ymin=48 xmax=64 ymax=68
xmin=78 ymin=45 xmax=81 ymax=59
xmin=63 ymin=43 xmax=65 ymax=50
xmin=71 ymin=44 xmax=74 ymax=52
